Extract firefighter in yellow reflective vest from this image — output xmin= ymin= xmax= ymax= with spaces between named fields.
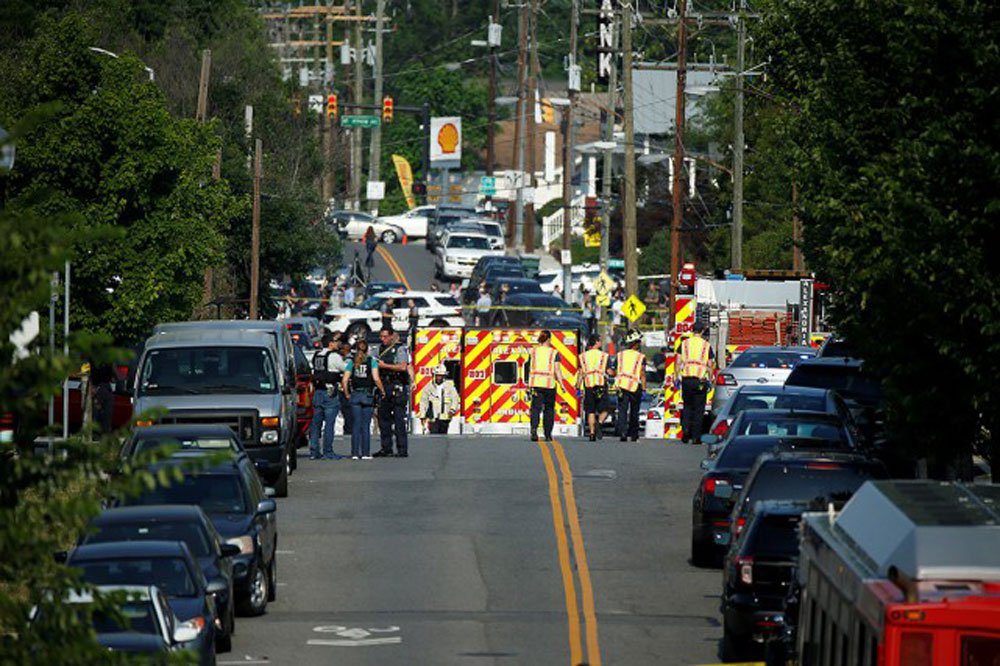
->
xmin=528 ymin=330 xmax=563 ymax=442
xmin=579 ymin=335 xmax=613 ymax=441
xmin=615 ymin=329 xmax=647 ymax=442
xmin=675 ymin=325 xmax=715 ymax=444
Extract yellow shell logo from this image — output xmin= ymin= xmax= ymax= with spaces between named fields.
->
xmin=437 ymin=123 xmax=459 ymax=154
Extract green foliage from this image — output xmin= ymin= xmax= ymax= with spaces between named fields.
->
xmin=755 ymin=0 xmax=1000 ymax=475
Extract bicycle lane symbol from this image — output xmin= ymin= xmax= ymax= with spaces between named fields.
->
xmin=308 ymin=625 xmax=403 ymax=647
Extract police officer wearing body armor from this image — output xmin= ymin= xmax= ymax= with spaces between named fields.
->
xmin=615 ymin=329 xmax=647 ymax=442
xmin=374 ymin=326 xmax=412 ymax=457
xmin=579 ymin=335 xmax=614 ymax=441
xmin=528 ymin=330 xmax=563 ymax=442
xmin=309 ymin=333 xmax=347 ymax=459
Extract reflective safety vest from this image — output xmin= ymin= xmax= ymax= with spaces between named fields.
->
xmin=615 ymin=349 xmax=645 ymax=392
xmin=680 ymin=336 xmax=712 ymax=380
xmin=529 ymin=345 xmax=557 ymax=389
xmin=581 ymin=349 xmax=609 ymax=388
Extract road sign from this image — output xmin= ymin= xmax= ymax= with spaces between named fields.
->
xmin=594 ymin=270 xmax=615 ymax=296
xmin=608 ymin=258 xmax=624 ymax=269
xmin=479 ymin=176 xmax=496 ymax=196
xmin=341 ymin=115 xmax=381 ymax=129
xmin=596 ymin=294 xmax=610 ymax=307
xmin=366 ymin=181 xmax=385 ymax=201
xmin=430 ymin=116 xmax=461 ymax=168
xmin=584 ymin=228 xmax=600 ymax=247
xmin=623 ymin=294 xmax=646 ymax=323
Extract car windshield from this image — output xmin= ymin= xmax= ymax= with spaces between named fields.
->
xmin=730 ymin=351 xmax=814 ymax=369
xmin=91 ymin=601 xmax=158 ymax=634
xmin=507 ymin=282 xmax=542 ymax=294
xmin=734 ymin=416 xmax=847 ymax=442
xmin=744 ymin=464 xmax=876 ymax=511
xmin=358 ymin=296 xmax=384 ymax=311
xmin=747 ymin=514 xmax=802 ymax=557
xmin=447 ymin=235 xmax=490 ymax=250
xmin=480 ymin=224 xmax=502 ymax=237
xmin=139 ymin=347 xmax=277 ymax=396
xmin=132 ymin=436 xmax=238 ymax=456
xmin=715 ymin=438 xmax=786 ymax=469
xmin=77 ymin=557 xmax=197 ymax=597
xmin=86 ymin=522 xmax=212 ymax=557
xmin=788 ymin=364 xmax=882 ymax=404
xmin=131 ymin=473 xmax=247 ymax=514
xmin=731 ymin=393 xmax=827 ymax=414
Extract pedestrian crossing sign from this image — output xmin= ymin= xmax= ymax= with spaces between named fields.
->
xmin=623 ymin=294 xmax=646 ymax=323
xmin=596 ymin=293 xmax=610 ymax=307
xmin=594 ymin=270 xmax=615 ymax=296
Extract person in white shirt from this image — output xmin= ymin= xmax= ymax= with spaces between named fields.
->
xmin=343 ymin=283 xmax=356 ymax=307
xmin=475 ymin=288 xmax=492 ymax=327
xmin=419 ymin=364 xmax=460 ymax=434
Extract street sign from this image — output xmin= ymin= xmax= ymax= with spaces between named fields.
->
xmin=594 ymin=270 xmax=615 ymax=296
xmin=479 ymin=176 xmax=496 ymax=196
xmin=584 ymin=228 xmax=600 ymax=247
xmin=366 ymin=181 xmax=385 ymax=201
xmin=596 ymin=294 xmax=611 ymax=307
xmin=623 ymin=294 xmax=646 ymax=323
xmin=608 ymin=258 xmax=624 ymax=269
xmin=341 ymin=115 xmax=381 ymax=128
xmin=307 ymin=94 xmax=324 ymax=115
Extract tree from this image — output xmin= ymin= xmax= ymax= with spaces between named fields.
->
xmin=754 ymin=0 xmax=1000 ymax=477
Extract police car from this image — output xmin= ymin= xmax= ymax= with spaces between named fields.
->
xmin=323 ymin=290 xmax=465 ymax=341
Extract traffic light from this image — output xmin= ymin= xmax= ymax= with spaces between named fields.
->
xmin=327 ymin=93 xmax=338 ymax=119
xmin=411 ymin=181 xmax=426 ymax=196
xmin=382 ymin=96 xmax=394 ymax=123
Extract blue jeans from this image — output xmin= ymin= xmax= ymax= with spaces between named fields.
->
xmin=350 ymin=391 xmax=375 ymax=457
xmin=309 ymin=391 xmax=342 ymax=457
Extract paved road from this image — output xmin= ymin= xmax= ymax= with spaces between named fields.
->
xmin=345 ymin=240 xmax=439 ymax=292
xmin=222 ymin=437 xmax=724 ymax=666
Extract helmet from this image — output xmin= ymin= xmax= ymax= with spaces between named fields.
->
xmin=625 ymin=329 xmax=643 ymax=345
xmin=433 ymin=363 xmax=449 ymax=377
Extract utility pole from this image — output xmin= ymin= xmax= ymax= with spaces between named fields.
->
xmin=524 ymin=0 xmax=541 ymax=254
xmin=668 ymin=0 xmax=688 ymax=330
xmin=486 ymin=0 xmax=500 ymax=177
xmin=512 ymin=4 xmax=528 ymax=248
xmin=195 ymin=49 xmax=211 ymax=122
xmin=351 ymin=0 xmax=364 ymax=210
xmin=249 ymin=139 xmax=262 ymax=320
xmin=323 ymin=8 xmax=336 ymax=205
xmin=622 ymin=2 xmax=637 ymax=298
xmin=731 ymin=1 xmax=746 ymax=272
xmin=368 ymin=0 xmax=385 ymax=213
xmin=599 ymin=13 xmax=618 ymax=279
xmin=561 ymin=0 xmax=579 ymax=298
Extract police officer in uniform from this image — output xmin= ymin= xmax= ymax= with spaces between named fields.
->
xmin=309 ymin=333 xmax=346 ymax=460
xmin=579 ymin=335 xmax=613 ymax=441
xmin=615 ymin=329 xmax=647 ymax=442
xmin=374 ymin=326 xmax=412 ymax=457
xmin=676 ymin=325 xmax=715 ymax=444
xmin=528 ymin=330 xmax=563 ymax=442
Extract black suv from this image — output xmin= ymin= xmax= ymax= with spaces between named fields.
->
xmin=729 ymin=450 xmax=887 ymax=540
xmin=720 ymin=500 xmax=810 ymax=661
xmin=463 ymin=256 xmax=525 ymax=303
xmin=126 ymin=452 xmax=278 ymax=617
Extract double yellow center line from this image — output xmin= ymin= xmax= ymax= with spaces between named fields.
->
xmin=538 ymin=438 xmax=602 ymax=666
xmin=376 ymin=244 xmax=411 ymax=289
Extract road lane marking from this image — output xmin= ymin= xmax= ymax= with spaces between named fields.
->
xmin=308 ymin=637 xmax=402 ymax=647
xmin=537 ymin=441 xmax=584 ymax=665
xmin=310 ymin=624 xmax=403 ymax=647
xmin=376 ymin=244 xmax=411 ymax=289
xmin=553 ymin=439 xmax=603 ymax=666
xmin=275 ymin=549 xmax=295 ymax=554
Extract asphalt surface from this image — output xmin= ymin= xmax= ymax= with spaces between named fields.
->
xmin=222 ymin=436 xmax=724 ymax=666
xmin=345 ymin=240 xmax=439 ymax=292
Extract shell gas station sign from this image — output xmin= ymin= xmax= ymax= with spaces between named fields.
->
xmin=430 ymin=116 xmax=462 ymax=169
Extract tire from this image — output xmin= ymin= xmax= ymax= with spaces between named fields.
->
xmin=289 ymin=444 xmax=297 ymax=472
xmin=381 ymin=229 xmax=398 ymax=244
xmin=267 ymin=553 xmax=277 ymax=602
xmin=235 ymin=561 xmax=268 ymax=617
xmin=273 ymin=457 xmax=289 ymax=498
xmin=215 ymin=624 xmax=232 ymax=653
xmin=721 ymin=616 xmax=749 ymax=663
xmin=691 ymin=537 xmax=713 ymax=568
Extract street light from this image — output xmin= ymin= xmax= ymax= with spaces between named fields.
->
xmin=88 ymin=47 xmax=155 ymax=81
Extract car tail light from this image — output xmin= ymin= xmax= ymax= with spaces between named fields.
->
xmin=806 ymin=462 xmax=842 ymax=470
xmin=735 ymin=516 xmax=746 ymax=534
xmin=646 ymin=410 xmax=661 ymax=420
xmin=717 ymin=373 xmax=737 ymax=386
xmin=711 ymin=420 xmax=730 ymax=436
xmin=738 ymin=556 xmax=754 ymax=585
xmin=703 ymin=477 xmax=729 ymax=495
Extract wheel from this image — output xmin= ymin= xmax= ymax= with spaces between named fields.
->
xmin=721 ymin=616 xmax=749 ymax=663
xmin=267 ymin=553 xmax=277 ymax=602
xmin=273 ymin=457 xmax=289 ymax=498
xmin=289 ymin=444 xmax=297 ymax=472
xmin=215 ymin=623 xmax=232 ymax=653
xmin=429 ymin=319 xmax=448 ymax=328
xmin=691 ymin=537 xmax=713 ymax=568
xmin=235 ymin=561 xmax=269 ymax=617
xmin=346 ymin=322 xmax=370 ymax=343
xmin=381 ymin=229 xmax=398 ymax=243
xmin=434 ymin=264 xmax=442 ymax=280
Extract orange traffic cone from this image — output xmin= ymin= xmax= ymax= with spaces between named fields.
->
xmin=402 ymin=234 xmax=408 ymax=245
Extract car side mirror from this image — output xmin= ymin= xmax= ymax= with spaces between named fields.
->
xmin=173 ymin=625 xmax=200 ymax=644
xmin=715 ymin=484 xmax=734 ymax=499
xmin=700 ymin=434 xmax=720 ymax=446
xmin=220 ymin=543 xmax=241 ymax=558
xmin=206 ymin=578 xmax=227 ymax=595
xmin=256 ymin=499 xmax=277 ymax=515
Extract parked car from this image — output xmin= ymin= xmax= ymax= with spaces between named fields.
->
xmin=703 ymin=409 xmax=860 ymax=454
xmin=721 ymin=500 xmax=809 ymax=661
xmin=363 ymin=280 xmax=406 ymax=298
xmin=490 ymin=277 xmax=542 ymax=299
xmin=124 ymin=453 xmax=278 ymax=618
xmin=435 ymin=232 xmax=503 ymax=281
xmin=462 ymin=256 xmax=525 ymax=303
xmin=292 ymin=345 xmax=314 ymax=448
xmin=283 ymin=317 xmax=323 ymax=346
xmin=377 ymin=205 xmax=435 ymax=238
xmin=705 ymin=385 xmax=854 ymax=440
xmin=80 ymin=505 xmax=240 ymax=652
xmin=470 ymin=218 xmax=505 ymax=249
xmin=326 ymin=210 xmax=405 ymax=243
xmin=324 ymin=290 xmax=464 ymax=340
xmin=496 ymin=293 xmax=574 ymax=327
xmin=729 ymin=450 xmax=888 ymax=540
xmin=134 ymin=329 xmax=296 ymax=497
xmin=120 ymin=423 xmax=247 ymax=462
xmin=814 ymin=335 xmax=855 ymax=359
xmin=713 ymin=346 xmax=817 ymax=412
xmin=61 ymin=585 xmax=200 ymax=657
xmin=531 ymin=313 xmax=590 ymax=340
xmin=427 ymin=204 xmax=477 ymax=242
xmin=67 ymin=541 xmax=223 ymax=665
